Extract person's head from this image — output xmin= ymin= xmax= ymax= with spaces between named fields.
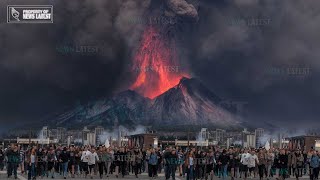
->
xmin=13 ymin=145 xmax=18 ymax=151
xmin=222 ymin=149 xmax=227 ymax=154
xmin=171 ymin=149 xmax=176 ymax=155
xmin=313 ymin=151 xmax=317 ymax=156
xmin=31 ymin=148 xmax=36 ymax=155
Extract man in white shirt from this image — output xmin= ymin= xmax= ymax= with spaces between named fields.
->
xmin=248 ymin=151 xmax=259 ymax=178
xmin=241 ymin=149 xmax=251 ymax=180
xmin=88 ymin=148 xmax=99 ymax=179
xmin=81 ymin=146 xmax=90 ymax=177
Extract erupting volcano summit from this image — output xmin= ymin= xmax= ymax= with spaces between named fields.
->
xmin=130 ymin=26 xmax=189 ymax=99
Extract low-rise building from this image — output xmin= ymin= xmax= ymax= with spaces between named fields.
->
xmin=289 ymin=136 xmax=320 ymax=151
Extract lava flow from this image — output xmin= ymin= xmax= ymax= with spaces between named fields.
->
xmin=130 ymin=26 xmax=189 ymax=99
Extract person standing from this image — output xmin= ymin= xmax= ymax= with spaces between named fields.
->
xmin=97 ymin=146 xmax=105 ymax=179
xmin=295 ymin=151 xmax=304 ymax=179
xmin=279 ymin=149 xmax=289 ymax=180
xmin=148 ymin=148 xmax=158 ymax=179
xmin=88 ymin=147 xmax=99 ymax=179
xmin=177 ymin=149 xmax=185 ymax=177
xmin=69 ymin=146 xmax=77 ymax=178
xmin=133 ymin=148 xmax=142 ymax=178
xmin=309 ymin=151 xmax=320 ymax=180
xmin=258 ymin=149 xmax=267 ymax=180
xmin=206 ymin=150 xmax=216 ymax=180
xmin=59 ymin=147 xmax=70 ymax=179
xmin=105 ymin=148 xmax=113 ymax=177
xmin=7 ymin=144 xmax=20 ymax=179
xmin=266 ymin=149 xmax=275 ymax=179
xmin=229 ymin=150 xmax=236 ymax=180
xmin=0 ymin=149 xmax=4 ymax=171
xmin=47 ymin=147 xmax=57 ymax=179
xmin=26 ymin=147 xmax=37 ymax=180
xmin=81 ymin=146 xmax=90 ymax=177
xmin=241 ymin=149 xmax=251 ymax=180
xmin=248 ymin=150 xmax=259 ymax=178
xmin=185 ymin=151 xmax=195 ymax=180
xmin=219 ymin=149 xmax=230 ymax=180
xmin=18 ymin=145 xmax=25 ymax=174
xmin=163 ymin=146 xmax=172 ymax=179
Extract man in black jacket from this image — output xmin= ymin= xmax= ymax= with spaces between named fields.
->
xmin=59 ymin=147 xmax=70 ymax=179
xmin=279 ymin=149 xmax=288 ymax=180
xmin=219 ymin=149 xmax=230 ymax=180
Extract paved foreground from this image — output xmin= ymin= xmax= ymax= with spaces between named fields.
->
xmin=0 ymin=171 xmax=311 ymax=180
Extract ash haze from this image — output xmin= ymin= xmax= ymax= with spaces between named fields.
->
xmin=0 ymin=0 xmax=319 ymax=133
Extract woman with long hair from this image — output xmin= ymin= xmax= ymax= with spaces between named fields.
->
xmin=185 ymin=151 xmax=195 ymax=180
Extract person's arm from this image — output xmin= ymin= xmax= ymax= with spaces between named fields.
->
xmin=81 ymin=152 xmax=85 ymax=161
xmin=95 ymin=153 xmax=100 ymax=162
xmin=240 ymin=154 xmax=244 ymax=163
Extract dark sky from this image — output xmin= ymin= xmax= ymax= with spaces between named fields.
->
xmin=0 ymin=0 xmax=319 ymax=132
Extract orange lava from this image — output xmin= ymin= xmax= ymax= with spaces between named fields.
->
xmin=130 ymin=26 xmax=189 ymax=99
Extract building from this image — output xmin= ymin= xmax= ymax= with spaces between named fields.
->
xmin=246 ymin=134 xmax=256 ymax=148
xmin=315 ymin=140 xmax=320 ymax=151
xmin=16 ymin=137 xmax=58 ymax=145
xmin=175 ymin=139 xmax=209 ymax=147
xmin=255 ymin=128 xmax=265 ymax=148
xmin=241 ymin=128 xmax=250 ymax=147
xmin=86 ymin=132 xmax=96 ymax=146
xmin=82 ymin=126 xmax=91 ymax=145
xmin=56 ymin=127 xmax=67 ymax=143
xmin=211 ymin=129 xmax=226 ymax=143
xmin=288 ymin=136 xmax=320 ymax=151
xmin=40 ymin=126 xmax=49 ymax=139
xmin=95 ymin=126 xmax=105 ymax=145
xmin=128 ymin=133 xmax=158 ymax=149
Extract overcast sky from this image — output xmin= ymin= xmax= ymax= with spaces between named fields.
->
xmin=0 ymin=0 xmax=319 ymax=132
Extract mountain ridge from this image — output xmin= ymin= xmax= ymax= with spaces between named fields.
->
xmin=39 ymin=77 xmax=242 ymax=129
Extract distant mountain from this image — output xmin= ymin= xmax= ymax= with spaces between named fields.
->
xmin=149 ymin=77 xmax=241 ymax=127
xmin=40 ymin=77 xmax=242 ymax=129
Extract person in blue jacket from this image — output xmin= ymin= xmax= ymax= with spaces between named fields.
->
xmin=309 ymin=151 xmax=320 ymax=180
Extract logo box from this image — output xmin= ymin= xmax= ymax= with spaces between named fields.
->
xmin=7 ymin=5 xmax=53 ymax=23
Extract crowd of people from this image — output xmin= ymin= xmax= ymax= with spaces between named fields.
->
xmin=0 ymin=143 xmax=320 ymax=180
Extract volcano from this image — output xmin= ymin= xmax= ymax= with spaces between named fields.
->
xmin=130 ymin=26 xmax=189 ymax=99
xmin=41 ymin=77 xmax=242 ymax=129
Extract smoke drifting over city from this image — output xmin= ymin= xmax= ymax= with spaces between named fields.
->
xmin=0 ymin=0 xmax=319 ymax=134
